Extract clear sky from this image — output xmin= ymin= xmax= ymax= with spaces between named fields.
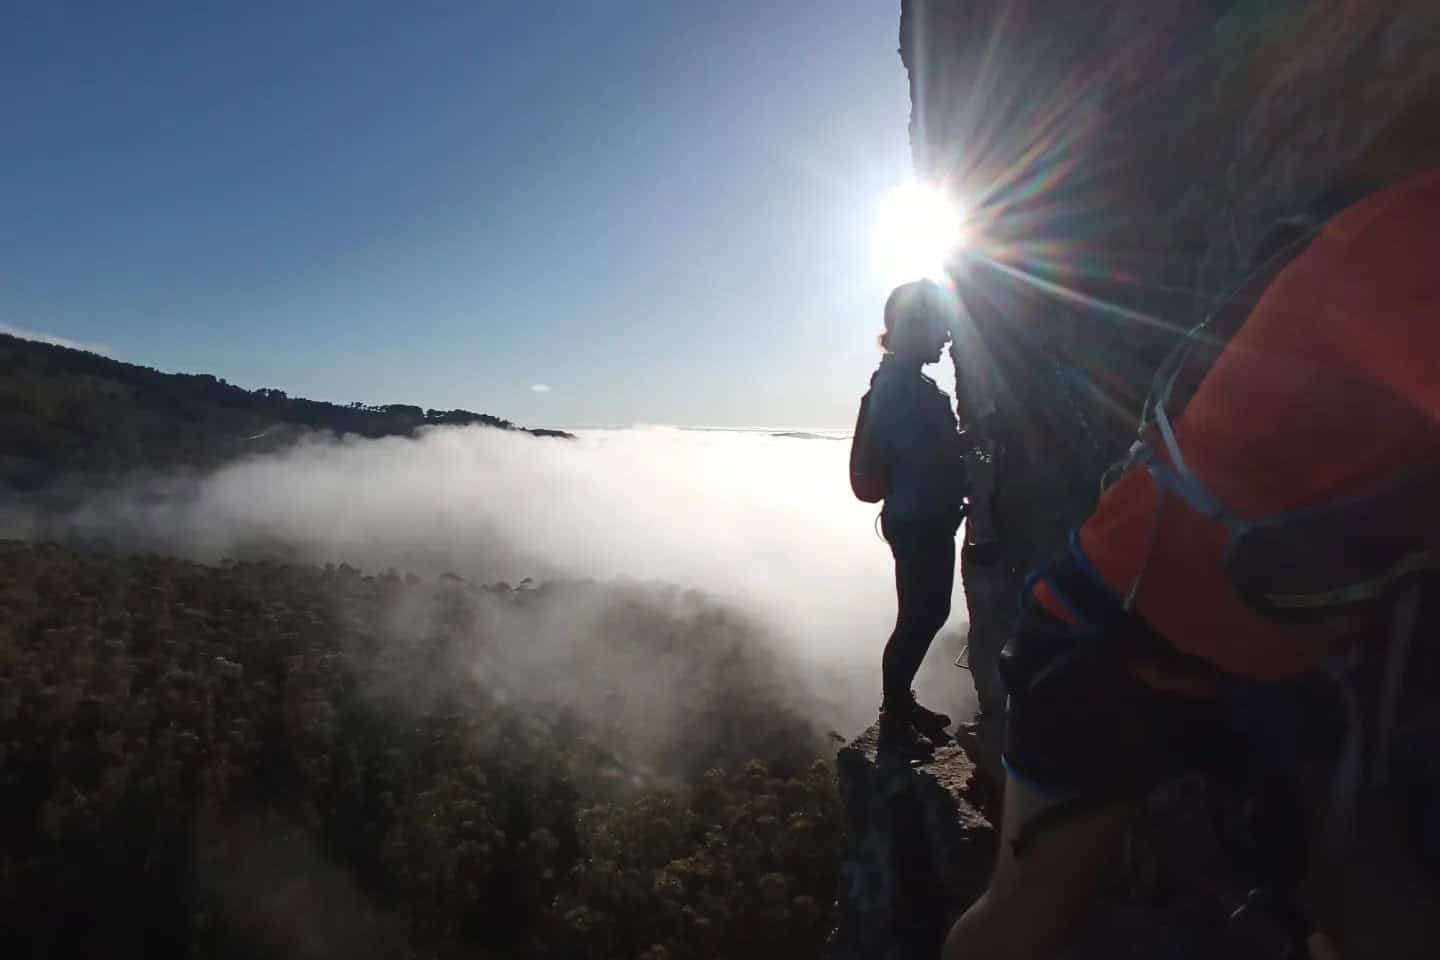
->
xmin=2 ymin=1 xmax=919 ymax=429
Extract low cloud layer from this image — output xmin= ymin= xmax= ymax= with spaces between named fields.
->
xmin=36 ymin=425 xmax=975 ymax=727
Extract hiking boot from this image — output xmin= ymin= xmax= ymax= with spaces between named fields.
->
xmin=878 ymin=708 xmax=934 ymax=763
xmin=906 ymin=691 xmax=952 ymax=734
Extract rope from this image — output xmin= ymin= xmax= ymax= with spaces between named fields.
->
xmin=1373 ymin=581 xmax=1422 ymax=787
xmin=1051 ymin=345 xmax=1108 ymax=468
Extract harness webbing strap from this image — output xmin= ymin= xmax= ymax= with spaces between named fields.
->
xmin=1374 ymin=581 xmax=1422 ymax=787
xmin=1322 ymin=648 xmax=1366 ymax=855
xmin=1260 ymin=550 xmax=1437 ymax=612
xmin=1041 ymin=533 xmax=1224 ymax=680
xmin=1150 ymin=349 xmax=1238 ymax=529
xmin=1319 ymin=579 xmax=1427 ymax=858
xmin=1137 ymin=221 xmax=1329 ymax=536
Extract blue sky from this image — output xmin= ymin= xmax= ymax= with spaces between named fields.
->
xmin=3 ymin=1 xmax=917 ymax=428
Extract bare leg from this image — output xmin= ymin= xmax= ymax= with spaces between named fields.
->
xmin=942 ymin=774 xmax=1129 ymax=960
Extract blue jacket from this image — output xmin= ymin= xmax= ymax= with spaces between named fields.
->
xmin=866 ymin=356 xmax=966 ymax=527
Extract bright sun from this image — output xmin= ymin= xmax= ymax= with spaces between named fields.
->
xmin=872 ymin=181 xmax=965 ymax=287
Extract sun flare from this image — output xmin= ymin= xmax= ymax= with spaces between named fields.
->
xmin=872 ymin=181 xmax=966 ymax=287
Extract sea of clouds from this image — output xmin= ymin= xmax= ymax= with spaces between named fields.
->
xmin=17 ymin=424 xmax=976 ymax=729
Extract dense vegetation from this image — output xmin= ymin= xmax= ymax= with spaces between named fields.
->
xmin=0 ymin=541 xmax=843 ymax=959
xmin=0 ymin=332 xmax=570 ymax=493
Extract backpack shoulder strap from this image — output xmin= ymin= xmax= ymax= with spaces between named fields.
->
xmin=1137 ymin=213 xmax=1335 ymax=530
xmin=1150 ymin=215 xmax=1329 ymax=426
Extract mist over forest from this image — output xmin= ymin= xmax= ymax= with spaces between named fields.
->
xmin=1 ymin=332 xmax=972 ymax=958
xmin=10 ymin=420 xmax=974 ymax=728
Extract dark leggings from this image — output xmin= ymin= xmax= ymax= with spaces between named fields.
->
xmin=881 ymin=513 xmax=957 ymax=710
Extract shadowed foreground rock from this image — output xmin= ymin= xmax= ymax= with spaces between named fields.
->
xmin=829 ymin=727 xmax=996 ymax=960
xmin=829 ymin=729 xmax=1304 ymax=960
xmin=832 ymin=729 xmax=1440 ymax=958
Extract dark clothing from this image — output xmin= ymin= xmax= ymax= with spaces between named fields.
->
xmin=866 ymin=353 xmax=967 ymax=715
xmin=867 ymin=356 xmax=967 ymax=524
xmin=1002 ymin=575 xmax=1344 ymax=804
xmin=881 ymin=511 xmax=962 ymax=711
xmin=1001 ymin=596 xmax=1238 ymax=799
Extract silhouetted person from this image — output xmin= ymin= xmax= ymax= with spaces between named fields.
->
xmin=860 ymin=280 xmax=969 ymax=757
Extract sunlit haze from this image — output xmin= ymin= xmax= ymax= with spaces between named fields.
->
xmin=10 ymin=425 xmax=975 ymax=726
xmin=872 ymin=181 xmax=967 ymax=287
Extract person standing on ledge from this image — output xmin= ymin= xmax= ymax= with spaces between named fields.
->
xmin=850 ymin=279 xmax=970 ymax=758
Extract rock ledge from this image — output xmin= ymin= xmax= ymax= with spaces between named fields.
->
xmin=829 ymin=726 xmax=997 ymax=959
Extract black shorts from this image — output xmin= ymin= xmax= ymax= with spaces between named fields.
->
xmin=1000 ymin=597 xmax=1242 ymax=801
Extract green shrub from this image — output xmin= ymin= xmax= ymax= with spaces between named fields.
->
xmin=0 ymin=541 xmax=841 ymax=958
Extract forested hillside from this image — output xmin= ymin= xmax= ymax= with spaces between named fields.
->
xmin=0 ymin=333 xmax=570 ymax=492
xmin=0 ymin=541 xmax=842 ymax=958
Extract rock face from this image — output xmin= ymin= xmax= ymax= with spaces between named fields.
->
xmin=898 ymin=0 xmax=1440 ymax=741
xmin=829 ymin=728 xmax=996 ymax=960
xmin=831 ymin=3 xmax=1440 ymax=956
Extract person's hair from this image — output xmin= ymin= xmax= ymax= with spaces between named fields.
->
xmin=879 ymin=279 xmax=951 ymax=352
